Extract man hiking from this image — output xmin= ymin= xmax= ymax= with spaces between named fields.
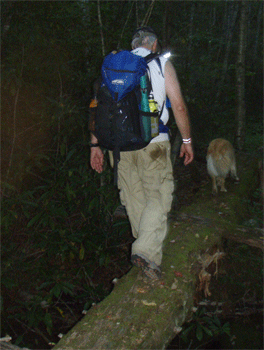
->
xmin=90 ymin=27 xmax=194 ymax=280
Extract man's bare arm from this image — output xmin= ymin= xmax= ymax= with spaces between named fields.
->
xmin=165 ymin=61 xmax=194 ymax=165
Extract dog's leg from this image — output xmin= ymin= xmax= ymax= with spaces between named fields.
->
xmin=211 ymin=176 xmax=218 ymax=194
xmin=219 ymin=177 xmax=227 ymax=192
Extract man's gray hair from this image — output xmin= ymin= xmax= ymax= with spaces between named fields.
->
xmin=131 ymin=30 xmax=157 ymax=49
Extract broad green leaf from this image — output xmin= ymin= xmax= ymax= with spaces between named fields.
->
xmin=212 ymin=315 xmax=221 ymax=327
xmin=52 ymin=283 xmax=62 ymax=298
xmin=201 ymin=324 xmax=213 ymax=337
xmin=88 ymin=197 xmax=99 ymax=211
xmin=222 ymin=322 xmax=231 ymax=335
xmin=196 ymin=323 xmax=203 ymax=342
xmin=27 ymin=211 xmax=43 ymax=227
xmin=44 ymin=312 xmax=53 ymax=334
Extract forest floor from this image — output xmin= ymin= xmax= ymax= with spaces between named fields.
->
xmin=2 ymin=153 xmax=263 ymax=349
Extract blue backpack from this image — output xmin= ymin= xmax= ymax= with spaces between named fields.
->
xmin=92 ymin=50 xmax=166 ymax=183
xmin=102 ymin=50 xmax=148 ymax=102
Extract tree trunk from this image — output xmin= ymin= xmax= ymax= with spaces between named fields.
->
xmin=252 ymin=3 xmax=262 ymax=60
xmin=0 ymin=339 xmax=30 ymax=350
xmin=140 ymin=0 xmax=155 ymax=27
xmin=186 ymin=2 xmax=195 ymax=71
xmin=97 ymin=0 xmax=105 ymax=57
xmin=215 ymin=2 xmax=239 ymax=104
xmin=162 ymin=2 xmax=168 ymax=48
xmin=236 ymin=1 xmax=248 ymax=150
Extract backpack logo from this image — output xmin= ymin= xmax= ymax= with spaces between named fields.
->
xmin=112 ymin=79 xmax=125 ymax=85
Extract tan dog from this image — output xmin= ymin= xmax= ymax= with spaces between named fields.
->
xmin=206 ymin=138 xmax=239 ymax=194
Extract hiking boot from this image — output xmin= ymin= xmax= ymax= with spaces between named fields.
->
xmin=131 ymin=254 xmax=161 ymax=280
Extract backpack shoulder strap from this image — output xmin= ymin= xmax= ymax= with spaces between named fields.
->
xmin=154 ymin=57 xmax=164 ymax=78
xmin=144 ymin=52 xmax=159 ymax=63
xmin=144 ymin=53 xmax=164 ymax=77
xmin=144 ymin=53 xmax=165 ymax=99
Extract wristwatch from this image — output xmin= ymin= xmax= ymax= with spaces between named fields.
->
xmin=90 ymin=142 xmax=99 ymax=147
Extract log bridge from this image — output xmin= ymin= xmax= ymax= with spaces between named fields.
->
xmin=52 ymin=157 xmax=263 ymax=349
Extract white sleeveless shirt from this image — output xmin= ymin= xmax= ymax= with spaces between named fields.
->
xmin=132 ymin=47 xmax=169 ymax=143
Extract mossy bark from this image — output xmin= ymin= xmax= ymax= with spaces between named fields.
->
xmin=53 ymin=155 xmax=262 ymax=350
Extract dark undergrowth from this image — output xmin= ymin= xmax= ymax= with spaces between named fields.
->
xmin=2 ymin=149 xmax=263 ymax=349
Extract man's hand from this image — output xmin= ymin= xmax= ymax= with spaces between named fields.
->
xmin=90 ymin=147 xmax=104 ymax=173
xmin=179 ymin=143 xmax=194 ymax=166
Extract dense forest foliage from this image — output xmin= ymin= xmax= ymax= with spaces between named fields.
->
xmin=1 ymin=1 xmax=263 ymax=348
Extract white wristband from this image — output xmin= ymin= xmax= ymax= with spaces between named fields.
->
xmin=182 ymin=138 xmax=192 ymax=144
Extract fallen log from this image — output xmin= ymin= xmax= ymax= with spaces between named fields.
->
xmin=177 ymin=213 xmax=264 ymax=251
xmin=53 ymin=214 xmax=235 ymax=348
xmin=223 ymin=227 xmax=264 ymax=251
xmin=53 ymin=155 xmax=262 ymax=350
xmin=0 ymin=338 xmax=30 ymax=350
xmin=197 ymin=299 xmax=264 ymax=318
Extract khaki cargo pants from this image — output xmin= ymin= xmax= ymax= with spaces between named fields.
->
xmin=117 ymin=141 xmax=174 ymax=266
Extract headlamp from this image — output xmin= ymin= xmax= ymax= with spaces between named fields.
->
xmin=163 ymin=52 xmax=171 ymax=59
